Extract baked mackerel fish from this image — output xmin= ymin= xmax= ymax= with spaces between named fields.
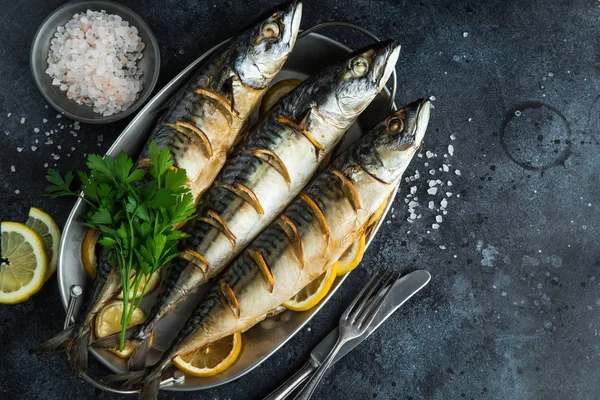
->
xmin=125 ymin=98 xmax=430 ymax=400
xmin=34 ymin=1 xmax=302 ymax=376
xmin=94 ymin=40 xmax=401 ymax=370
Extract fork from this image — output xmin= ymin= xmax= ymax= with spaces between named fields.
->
xmin=293 ymin=267 xmax=400 ymax=400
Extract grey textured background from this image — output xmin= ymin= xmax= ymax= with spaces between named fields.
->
xmin=1 ymin=0 xmax=599 ymax=399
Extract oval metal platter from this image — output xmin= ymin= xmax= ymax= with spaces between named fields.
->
xmin=57 ymin=31 xmax=398 ymax=392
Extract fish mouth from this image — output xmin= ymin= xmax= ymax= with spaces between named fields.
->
xmin=280 ymin=1 xmax=302 ymax=46
xmin=369 ymin=40 xmax=401 ymax=90
xmin=409 ymin=98 xmax=431 ymax=149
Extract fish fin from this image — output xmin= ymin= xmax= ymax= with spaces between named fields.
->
xmin=67 ymin=329 xmax=91 ymax=375
xmin=127 ymin=334 xmax=152 ymax=371
xmin=34 ymin=324 xmax=76 ymax=354
xmin=91 ymin=326 xmax=138 ymax=349
xmin=139 ymin=370 xmax=163 ymax=400
xmin=103 ymin=369 xmax=148 ymax=389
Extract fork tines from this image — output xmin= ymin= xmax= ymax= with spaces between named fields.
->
xmin=344 ymin=268 xmax=400 ymax=329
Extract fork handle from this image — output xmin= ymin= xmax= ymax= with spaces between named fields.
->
xmin=293 ymin=336 xmax=346 ymax=400
xmin=263 ymin=361 xmax=316 ymax=400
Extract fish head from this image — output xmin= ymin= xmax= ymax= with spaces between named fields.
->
xmin=322 ymin=40 xmax=400 ymax=119
xmin=235 ymin=1 xmax=302 ymax=89
xmin=362 ymin=98 xmax=431 ymax=183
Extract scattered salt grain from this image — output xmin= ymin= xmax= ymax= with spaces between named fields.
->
xmin=439 ymin=245 xmax=446 ymax=250
xmin=34 ymin=127 xmax=40 ymax=133
xmin=31 ymin=146 xmax=37 ymax=151
xmin=20 ymin=117 xmax=25 ymax=124
xmin=428 ymin=201 xmax=435 ymax=209
xmin=410 ymin=186 xmax=417 ymax=194
xmin=426 ymin=150 xmax=434 ymax=159
xmin=408 ymin=201 xmax=419 ymax=209
xmin=43 ymin=118 xmax=48 ymax=123
xmin=7 ymin=113 xmax=11 ymax=117
xmin=56 ymin=114 xmax=62 ymax=119
xmin=455 ymin=169 xmax=461 ymax=176
xmin=16 ymin=147 xmax=23 ymax=152
xmin=428 ymin=180 xmax=437 ymax=187
xmin=427 ymin=187 xmax=438 ymax=195
xmin=442 ymin=164 xmax=449 ymax=172
xmin=441 ymin=198 xmax=448 ymax=208
xmin=432 ymin=223 xmax=440 ymax=229
xmin=53 ymin=154 xmax=60 ymax=160
xmin=463 ymin=32 xmax=469 ymax=37
xmin=515 ymin=110 xmax=522 ymax=117
xmin=429 ymin=95 xmax=436 ymax=101
xmin=45 ymin=10 xmax=145 ymax=116
xmin=447 ymin=181 xmax=453 ymax=186
xmin=10 ymin=165 xmax=15 ymax=172
xmin=446 ymin=192 xmax=453 ymax=197
xmin=448 ymin=144 xmax=454 ymax=156
xmin=436 ymin=215 xmax=443 ymax=223
xmin=15 ymin=189 xmax=20 ymax=195
xmin=44 ymin=163 xmax=49 ymax=168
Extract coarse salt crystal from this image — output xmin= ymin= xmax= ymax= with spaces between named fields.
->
xmin=56 ymin=114 xmax=62 ymax=119
xmin=17 ymin=147 xmax=23 ymax=152
xmin=436 ymin=215 xmax=443 ymax=223
xmin=409 ymin=201 xmax=419 ymax=208
xmin=455 ymin=170 xmax=461 ymax=176
xmin=410 ymin=186 xmax=417 ymax=194
xmin=20 ymin=117 xmax=25 ymax=124
xmin=448 ymin=144 xmax=454 ymax=156
xmin=10 ymin=165 xmax=15 ymax=172
xmin=43 ymin=118 xmax=48 ymax=123
xmin=7 ymin=113 xmax=11 ymax=117
xmin=439 ymin=245 xmax=446 ymax=250
xmin=15 ymin=189 xmax=20 ymax=194
xmin=428 ymin=187 xmax=438 ymax=195
xmin=441 ymin=198 xmax=448 ymax=208
xmin=446 ymin=192 xmax=453 ymax=197
xmin=426 ymin=150 xmax=434 ymax=158
xmin=447 ymin=181 xmax=453 ymax=186
xmin=31 ymin=146 xmax=37 ymax=151
xmin=34 ymin=128 xmax=40 ymax=133
xmin=428 ymin=180 xmax=437 ymax=187
xmin=428 ymin=201 xmax=435 ymax=209
xmin=410 ymin=213 xmax=417 ymax=219
xmin=442 ymin=164 xmax=449 ymax=172
xmin=432 ymin=223 xmax=439 ymax=229
xmin=429 ymin=169 xmax=435 ymax=175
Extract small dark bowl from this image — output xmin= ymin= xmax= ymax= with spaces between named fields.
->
xmin=30 ymin=0 xmax=160 ymax=124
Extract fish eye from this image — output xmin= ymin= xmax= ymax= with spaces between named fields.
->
xmin=387 ymin=117 xmax=404 ymax=133
xmin=350 ymin=56 xmax=369 ymax=78
xmin=262 ymin=22 xmax=280 ymax=39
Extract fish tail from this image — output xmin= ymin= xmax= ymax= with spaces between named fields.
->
xmin=139 ymin=370 xmax=162 ymax=400
xmin=127 ymin=333 xmax=152 ymax=371
xmin=91 ymin=325 xmax=139 ymax=349
xmin=34 ymin=325 xmax=76 ymax=354
xmin=67 ymin=329 xmax=91 ymax=374
xmin=103 ymin=369 xmax=148 ymax=389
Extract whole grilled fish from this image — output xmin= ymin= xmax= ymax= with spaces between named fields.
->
xmin=138 ymin=0 xmax=302 ymax=205
xmin=94 ymin=40 xmax=401 ymax=370
xmin=128 ymin=98 xmax=430 ymax=400
xmin=34 ymin=1 xmax=302 ymax=375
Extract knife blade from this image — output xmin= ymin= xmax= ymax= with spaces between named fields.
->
xmin=264 ymin=269 xmax=431 ymax=400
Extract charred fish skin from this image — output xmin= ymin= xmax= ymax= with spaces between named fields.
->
xmin=118 ymin=40 xmax=401 ymax=370
xmin=137 ymin=0 xmax=302 ymax=204
xmin=136 ymin=99 xmax=430 ymax=394
xmin=35 ymin=253 xmax=121 ymax=375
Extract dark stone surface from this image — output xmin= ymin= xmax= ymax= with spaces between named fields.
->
xmin=1 ymin=0 xmax=599 ymax=399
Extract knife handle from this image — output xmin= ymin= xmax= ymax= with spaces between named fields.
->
xmin=263 ymin=361 xmax=317 ymax=400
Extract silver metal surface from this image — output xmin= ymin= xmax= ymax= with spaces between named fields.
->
xmin=294 ymin=269 xmax=400 ymax=400
xmin=264 ymin=270 xmax=431 ymax=400
xmin=30 ymin=0 xmax=161 ymax=124
xmin=57 ymin=22 xmax=400 ymax=393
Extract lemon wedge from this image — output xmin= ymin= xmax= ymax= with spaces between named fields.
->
xmin=336 ymin=233 xmax=366 ymax=276
xmin=0 ymin=222 xmax=48 ymax=304
xmin=259 ymin=79 xmax=302 ymax=117
xmin=94 ymin=300 xmax=149 ymax=358
xmin=367 ymin=199 xmax=389 ymax=227
xmin=173 ymin=332 xmax=242 ymax=377
xmin=283 ymin=262 xmax=338 ymax=311
xmin=81 ymin=228 xmax=100 ymax=278
xmin=26 ymin=207 xmax=61 ymax=281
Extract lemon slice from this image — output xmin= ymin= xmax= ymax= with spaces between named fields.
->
xmin=116 ymin=270 xmax=161 ymax=300
xmin=173 ymin=332 xmax=242 ymax=377
xmin=81 ymin=228 xmax=100 ymax=278
xmin=283 ymin=262 xmax=338 ymax=311
xmin=26 ymin=207 xmax=61 ymax=281
xmin=367 ymin=199 xmax=389 ymax=227
xmin=0 ymin=222 xmax=48 ymax=304
xmin=259 ymin=79 xmax=302 ymax=117
xmin=336 ymin=233 xmax=366 ymax=277
xmin=95 ymin=300 xmax=149 ymax=358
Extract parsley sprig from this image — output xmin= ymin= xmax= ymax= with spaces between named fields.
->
xmin=46 ymin=142 xmax=195 ymax=350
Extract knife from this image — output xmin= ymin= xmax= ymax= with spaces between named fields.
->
xmin=263 ymin=269 xmax=431 ymax=400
